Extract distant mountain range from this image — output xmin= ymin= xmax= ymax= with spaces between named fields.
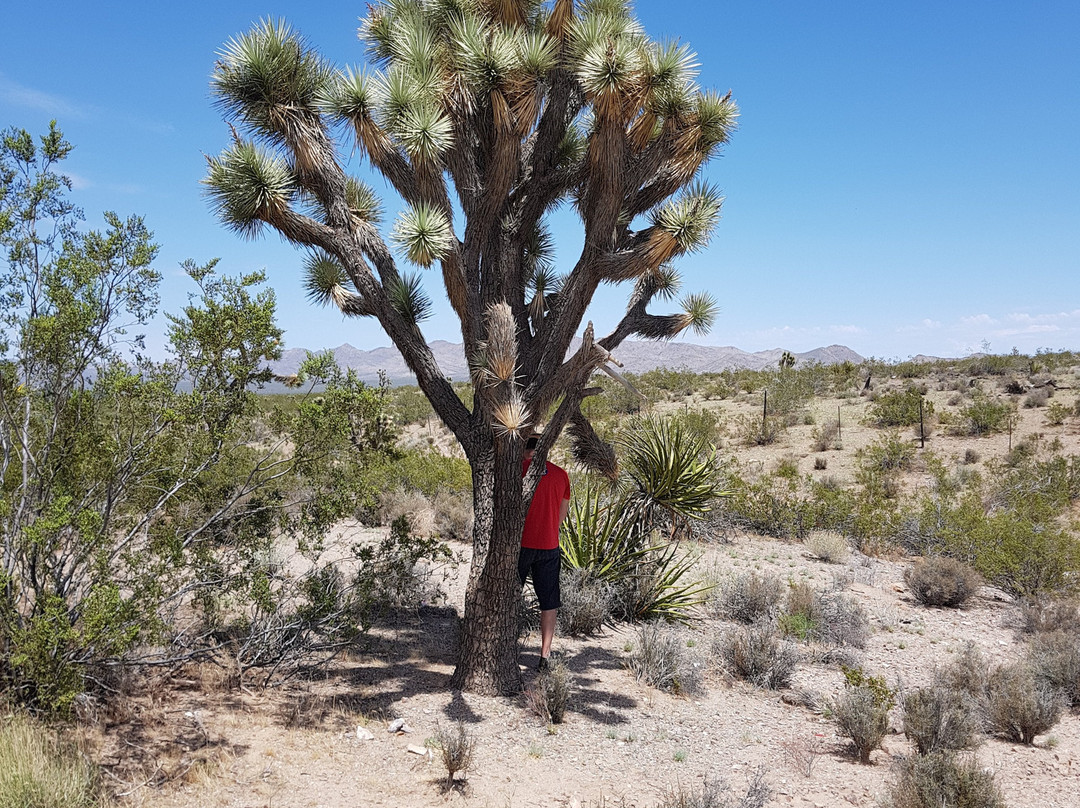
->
xmin=271 ymin=340 xmax=866 ymax=385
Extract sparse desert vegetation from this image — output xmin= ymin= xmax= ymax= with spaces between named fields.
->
xmin=2 ymin=349 xmax=1077 ymax=806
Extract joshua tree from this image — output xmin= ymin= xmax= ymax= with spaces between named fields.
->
xmin=205 ymin=0 xmax=737 ymax=694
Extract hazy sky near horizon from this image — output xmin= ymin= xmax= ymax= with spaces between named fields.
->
xmin=3 ymin=1 xmax=1078 ymax=361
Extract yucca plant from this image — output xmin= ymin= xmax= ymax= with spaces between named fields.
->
xmin=206 ymin=2 xmax=737 ymax=695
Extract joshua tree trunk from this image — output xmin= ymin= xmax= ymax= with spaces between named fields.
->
xmin=452 ymin=442 xmax=527 ymax=694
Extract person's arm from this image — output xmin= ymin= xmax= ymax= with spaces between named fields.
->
xmin=559 ymin=495 xmax=570 ymax=526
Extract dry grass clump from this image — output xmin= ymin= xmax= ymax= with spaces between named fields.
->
xmin=1019 ymin=597 xmax=1080 ymax=636
xmin=525 ymin=659 xmax=571 ymax=724
xmin=0 ymin=715 xmax=102 ymax=808
xmin=657 ymin=767 xmax=771 ymax=808
xmin=1023 ymin=386 xmax=1051 ymax=408
xmin=986 ymin=662 xmax=1065 ymax=744
xmin=889 ymin=751 xmax=1005 ymax=808
xmin=904 ymin=557 xmax=981 ymax=608
xmin=935 ymin=643 xmax=991 ymax=700
xmin=804 ymin=530 xmax=850 ymax=564
xmin=628 ymin=623 xmax=704 ymax=696
xmin=779 ymin=582 xmax=869 ymax=650
xmin=900 ymin=686 xmax=982 ymax=755
xmin=557 ymin=569 xmax=614 ymax=637
xmin=712 ymin=571 xmax=784 ymax=624
xmin=714 ymin=624 xmax=800 ymax=690
xmin=810 ymin=419 xmax=840 ymax=452
xmin=434 ymin=721 xmax=475 ymax=786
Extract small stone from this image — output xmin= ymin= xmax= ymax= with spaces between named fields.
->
xmin=356 ymin=726 xmax=375 ymax=741
xmin=387 ymin=718 xmax=406 ymax=733
xmin=406 ymin=744 xmax=429 ymax=756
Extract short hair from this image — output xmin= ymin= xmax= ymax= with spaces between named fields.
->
xmin=525 ymin=435 xmax=539 ymax=451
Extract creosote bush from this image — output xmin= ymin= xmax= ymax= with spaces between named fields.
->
xmin=986 ymin=663 xmax=1065 ymax=744
xmin=715 ymin=624 xmax=800 ymax=690
xmin=833 ymin=666 xmax=896 ymax=764
xmin=889 ymin=751 xmax=1005 ymax=808
xmin=904 ymin=557 xmax=982 ymax=608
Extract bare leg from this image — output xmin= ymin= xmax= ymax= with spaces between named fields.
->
xmin=539 ymin=609 xmax=557 ymax=659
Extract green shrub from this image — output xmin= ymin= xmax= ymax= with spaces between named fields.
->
xmin=952 ymin=393 xmax=1015 ymax=436
xmin=833 ymin=666 xmax=896 ymax=763
xmin=904 ymin=557 xmax=981 ymax=608
xmin=868 ymin=386 xmax=933 ymax=427
xmin=0 ymin=715 xmax=102 ymax=808
xmin=890 ymin=751 xmax=1005 ymax=808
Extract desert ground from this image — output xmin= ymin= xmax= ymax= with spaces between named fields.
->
xmin=81 ymin=364 xmax=1080 ymax=808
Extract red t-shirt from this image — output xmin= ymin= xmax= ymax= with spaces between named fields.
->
xmin=521 ymin=459 xmax=571 ymax=550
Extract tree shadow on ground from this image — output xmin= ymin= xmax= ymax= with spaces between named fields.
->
xmin=561 ymin=643 xmax=640 ymax=725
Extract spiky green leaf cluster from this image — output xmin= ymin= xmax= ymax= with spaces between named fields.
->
xmin=387 ymin=271 xmax=434 ymax=323
xmin=212 ymin=19 xmax=335 ymax=142
xmin=391 ymin=202 xmax=454 ymax=266
xmin=679 ymin=291 xmax=718 ymax=336
xmin=204 ymin=142 xmax=297 ymax=238
xmin=650 ymin=181 xmax=724 ymax=254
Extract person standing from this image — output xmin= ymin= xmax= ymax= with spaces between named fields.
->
xmin=519 ymin=433 xmax=571 ymax=672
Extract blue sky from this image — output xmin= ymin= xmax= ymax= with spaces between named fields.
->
xmin=3 ymin=1 xmax=1078 ymax=361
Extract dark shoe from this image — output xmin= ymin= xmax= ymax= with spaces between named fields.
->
xmin=537 ymin=656 xmax=550 ymax=673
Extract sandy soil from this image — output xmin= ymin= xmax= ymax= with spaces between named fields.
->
xmin=91 ymin=374 xmax=1080 ymax=808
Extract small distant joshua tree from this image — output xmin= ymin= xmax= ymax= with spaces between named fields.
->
xmin=205 ymin=0 xmax=738 ymax=694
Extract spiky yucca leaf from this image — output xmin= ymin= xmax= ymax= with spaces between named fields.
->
xmin=493 ymin=393 xmax=530 ymax=439
xmin=212 ymin=19 xmax=334 ymax=141
xmin=345 ymin=177 xmax=384 ymax=224
xmin=695 ymin=90 xmax=739 ymax=150
xmin=619 ymin=414 xmax=724 ymax=522
xmin=396 ymin=105 xmax=454 ymax=165
xmin=302 ymin=251 xmax=352 ymax=308
xmin=572 ymin=23 xmax=644 ymax=110
xmin=677 ymin=291 xmax=718 ymax=336
xmin=320 ymin=67 xmax=393 ymax=159
xmin=649 ymin=181 xmax=724 ymax=254
xmin=387 ymin=271 xmax=434 ymax=323
xmin=204 ymin=141 xmax=297 ymax=238
xmin=647 ymin=40 xmax=699 ymax=96
xmin=391 ymin=202 xmax=454 ymax=266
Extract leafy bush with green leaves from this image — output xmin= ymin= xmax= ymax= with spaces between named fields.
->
xmin=868 ymin=386 xmax=933 ymax=427
xmin=951 ymin=392 xmax=1015 ymax=436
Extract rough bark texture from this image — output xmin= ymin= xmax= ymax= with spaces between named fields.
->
xmin=451 ymin=441 xmax=526 ymax=694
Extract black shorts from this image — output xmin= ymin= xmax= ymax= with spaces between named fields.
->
xmin=518 ymin=547 xmax=561 ymax=611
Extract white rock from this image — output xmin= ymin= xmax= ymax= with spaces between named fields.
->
xmin=357 ymin=726 xmax=375 ymax=741
xmin=406 ymin=744 xmax=429 ymax=756
xmin=387 ymin=718 xmax=406 ymax=733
